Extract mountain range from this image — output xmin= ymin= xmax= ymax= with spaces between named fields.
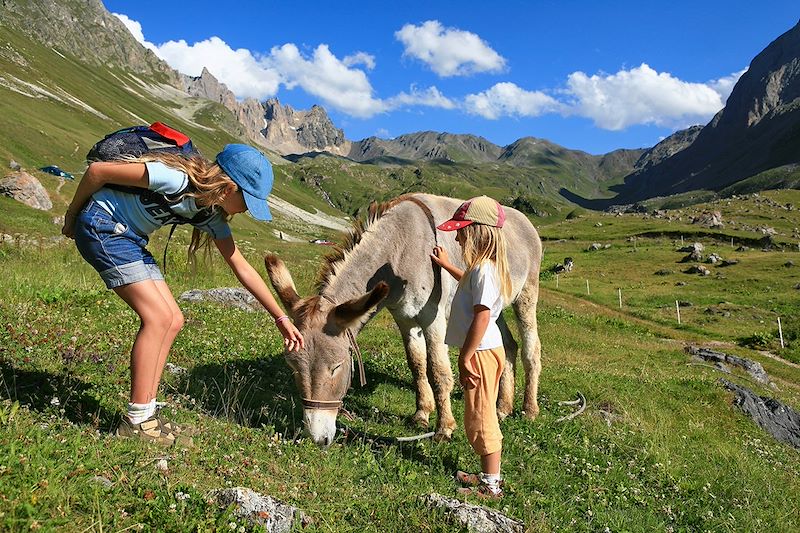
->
xmin=1 ymin=0 xmax=799 ymax=212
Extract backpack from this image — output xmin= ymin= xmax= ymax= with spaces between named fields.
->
xmin=86 ymin=122 xmax=215 ymax=272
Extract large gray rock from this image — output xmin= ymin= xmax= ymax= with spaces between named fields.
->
xmin=686 ymin=346 xmax=771 ymax=385
xmin=0 ymin=171 xmax=52 ymax=210
xmin=212 ymin=488 xmax=303 ymax=532
xmin=721 ymin=379 xmax=800 ymax=449
xmin=423 ymin=493 xmax=524 ymax=533
xmin=179 ymin=288 xmax=263 ymax=312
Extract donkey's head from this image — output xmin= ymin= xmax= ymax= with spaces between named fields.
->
xmin=264 ymin=254 xmax=389 ymax=447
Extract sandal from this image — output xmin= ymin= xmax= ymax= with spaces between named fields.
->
xmin=455 ymin=470 xmax=505 ymax=488
xmin=457 ymin=483 xmax=504 ymax=499
xmin=115 ymin=416 xmax=176 ymax=446
xmin=154 ymin=404 xmax=194 ymax=436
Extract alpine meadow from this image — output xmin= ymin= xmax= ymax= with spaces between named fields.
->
xmin=1 ymin=2 xmax=799 ymax=532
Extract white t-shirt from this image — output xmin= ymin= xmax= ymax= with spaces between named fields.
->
xmin=445 ymin=261 xmax=504 ymax=350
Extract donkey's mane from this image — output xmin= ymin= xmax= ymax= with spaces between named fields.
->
xmin=316 ymin=194 xmax=433 ymax=292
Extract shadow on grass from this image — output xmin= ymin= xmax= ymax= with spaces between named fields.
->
xmin=185 ymin=354 xmax=433 ymax=444
xmin=0 ymin=360 xmax=118 ymax=430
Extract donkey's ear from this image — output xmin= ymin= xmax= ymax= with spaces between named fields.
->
xmin=264 ymin=254 xmax=301 ymax=314
xmin=331 ymin=282 xmax=390 ymax=331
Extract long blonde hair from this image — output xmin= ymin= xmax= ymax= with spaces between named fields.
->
xmin=130 ymin=153 xmax=236 ymax=268
xmin=457 ymin=223 xmax=513 ymax=304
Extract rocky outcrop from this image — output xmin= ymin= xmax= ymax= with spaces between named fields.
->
xmin=721 ymin=379 xmax=800 ymax=449
xmin=178 ymin=288 xmax=264 ymax=312
xmin=211 ymin=488 xmax=305 ymax=532
xmin=181 ymin=69 xmax=350 ymax=155
xmin=0 ymin=0 xmax=180 ymax=86
xmin=422 ymin=493 xmax=523 ymax=533
xmin=262 ymin=99 xmax=350 ymax=155
xmin=182 ymin=67 xmax=237 ymax=109
xmin=0 ymin=171 xmax=52 ymax=210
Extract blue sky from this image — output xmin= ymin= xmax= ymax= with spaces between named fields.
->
xmin=105 ymin=1 xmax=798 ymax=154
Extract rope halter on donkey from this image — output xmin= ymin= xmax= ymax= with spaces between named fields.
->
xmin=300 ymin=293 xmax=367 ymax=411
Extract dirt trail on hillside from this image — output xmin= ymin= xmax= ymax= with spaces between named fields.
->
xmin=268 ymin=195 xmax=350 ymax=232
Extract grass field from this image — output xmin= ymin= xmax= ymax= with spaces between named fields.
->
xmin=1 ymin=188 xmax=799 ymax=532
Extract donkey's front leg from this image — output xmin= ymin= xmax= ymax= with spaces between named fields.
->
xmin=396 ymin=318 xmax=435 ymax=429
xmin=423 ymin=322 xmax=456 ymax=441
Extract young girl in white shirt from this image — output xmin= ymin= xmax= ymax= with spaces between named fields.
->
xmin=431 ymin=195 xmax=512 ymax=498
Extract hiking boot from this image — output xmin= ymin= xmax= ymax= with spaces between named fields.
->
xmin=455 ymin=470 xmax=505 ymax=488
xmin=115 ymin=416 xmax=176 ymax=446
xmin=457 ymin=483 xmax=504 ymax=499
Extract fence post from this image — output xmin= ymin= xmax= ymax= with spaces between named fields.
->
xmin=586 ymin=279 xmax=590 ymax=295
xmin=778 ymin=317 xmax=784 ymax=349
xmin=676 ymin=300 xmax=681 ymax=325
xmin=618 ymin=288 xmax=622 ymax=309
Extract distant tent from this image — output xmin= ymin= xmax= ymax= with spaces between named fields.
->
xmin=39 ymin=165 xmax=75 ymax=180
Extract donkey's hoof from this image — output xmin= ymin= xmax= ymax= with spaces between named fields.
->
xmin=432 ymin=430 xmax=453 ymax=443
xmin=522 ymin=407 xmax=539 ymax=421
xmin=411 ymin=411 xmax=430 ymax=429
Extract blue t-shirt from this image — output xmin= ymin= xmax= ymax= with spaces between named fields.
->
xmin=92 ymin=161 xmax=232 ymax=239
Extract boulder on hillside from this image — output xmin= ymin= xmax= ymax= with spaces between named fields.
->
xmin=721 ymin=379 xmax=800 ymax=449
xmin=692 ymin=211 xmax=724 ymax=228
xmin=179 ymin=288 xmax=264 ymax=312
xmin=0 ymin=171 xmax=52 ymax=210
xmin=211 ymin=487 xmax=305 ymax=532
xmin=422 ymin=493 xmax=523 ymax=533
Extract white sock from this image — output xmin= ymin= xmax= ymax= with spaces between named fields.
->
xmin=127 ymin=402 xmax=155 ymax=424
xmin=480 ymin=472 xmax=502 ymax=493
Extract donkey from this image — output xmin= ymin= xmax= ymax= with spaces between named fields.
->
xmin=265 ymin=193 xmax=542 ymax=447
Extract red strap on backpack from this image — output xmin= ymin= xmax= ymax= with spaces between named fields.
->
xmin=149 ymin=122 xmax=191 ymax=147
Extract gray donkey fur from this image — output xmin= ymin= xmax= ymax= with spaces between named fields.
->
xmin=265 ymin=193 xmax=542 ymax=447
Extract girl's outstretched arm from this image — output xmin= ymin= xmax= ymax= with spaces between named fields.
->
xmin=431 ymin=245 xmax=464 ymax=280
xmin=214 ymin=236 xmax=305 ymax=352
xmin=62 ymin=162 xmax=148 ymax=238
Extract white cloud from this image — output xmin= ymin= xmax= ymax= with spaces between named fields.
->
xmin=563 ymin=63 xmax=733 ymax=130
xmin=708 ymin=68 xmax=748 ymax=102
xmin=395 ymin=20 xmax=506 ymax=77
xmin=157 ymin=37 xmax=283 ymax=98
xmin=113 ymin=13 xmax=159 ymax=55
xmin=343 ymin=52 xmax=376 ymax=70
xmin=268 ymin=43 xmax=386 ymax=117
xmin=386 ymin=85 xmax=456 ymax=110
xmin=464 ymin=82 xmax=561 ymax=119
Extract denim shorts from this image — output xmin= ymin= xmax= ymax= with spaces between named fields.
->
xmin=74 ymin=200 xmax=164 ymax=289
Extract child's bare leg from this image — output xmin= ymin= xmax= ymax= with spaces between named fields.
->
xmin=113 ymin=281 xmax=176 ymax=404
xmin=481 ymin=450 xmax=501 ymax=475
xmin=148 ymin=280 xmax=184 ymax=400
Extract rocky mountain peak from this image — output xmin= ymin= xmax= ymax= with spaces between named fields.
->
xmin=262 ymin=99 xmax=350 ymax=155
xmin=182 ymin=68 xmax=237 ymax=109
xmin=608 ymin=19 xmax=800 ymax=203
xmin=0 ymin=0 xmax=180 ymax=86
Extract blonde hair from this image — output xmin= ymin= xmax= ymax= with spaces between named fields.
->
xmin=128 ymin=153 xmax=236 ymax=269
xmin=457 ymin=223 xmax=513 ymax=304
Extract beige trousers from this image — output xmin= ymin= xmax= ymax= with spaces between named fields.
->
xmin=463 ymin=346 xmax=505 ymax=456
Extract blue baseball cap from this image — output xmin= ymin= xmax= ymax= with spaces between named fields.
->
xmin=215 ymin=144 xmax=273 ymax=221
